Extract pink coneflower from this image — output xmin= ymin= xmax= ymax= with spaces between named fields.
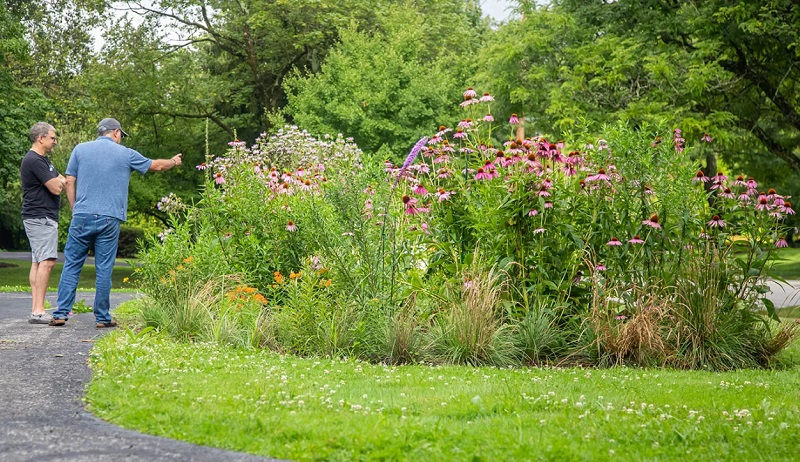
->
xmin=286 ymin=220 xmax=297 ymax=232
xmin=278 ymin=182 xmax=292 ymax=195
xmin=538 ymin=185 xmax=552 ymax=197
xmin=595 ymin=264 xmax=607 ymax=271
xmin=297 ymin=179 xmax=312 ymax=192
xmin=440 ymin=141 xmax=454 ymax=153
xmin=533 ymin=227 xmax=546 ymax=234
xmin=421 ymin=222 xmax=430 ymax=234
xmin=475 ymin=168 xmax=492 ymax=180
xmin=460 ymin=96 xmax=478 ymax=107
xmin=483 ymin=114 xmax=494 ymax=122
xmin=644 ymin=185 xmax=655 ymax=195
xmin=453 ymin=129 xmax=467 ymax=139
xmin=457 ymin=119 xmax=473 ymax=129
xmin=214 ymin=172 xmax=225 ymax=184
xmin=479 ymin=92 xmax=494 ymax=102
xmin=509 ymin=114 xmax=520 ymax=125
xmin=706 ymin=215 xmax=725 ymax=228
xmin=628 ymin=235 xmax=644 ymax=244
xmin=459 ymin=147 xmax=475 ymax=155
xmin=699 ymin=230 xmax=711 ymax=240
xmin=693 ymin=170 xmax=709 ymax=183
xmin=412 ymin=183 xmax=428 ymax=196
xmin=776 ymin=237 xmax=789 ymax=248
xmin=463 ymin=87 xmax=477 ymax=98
xmin=766 ymin=188 xmax=779 ymax=200
xmin=544 ymin=202 xmax=553 ymax=209
xmin=732 ymin=175 xmax=746 ymax=187
xmin=364 ymin=185 xmax=374 ymax=195
xmin=642 ymin=213 xmax=661 ymax=229
xmin=437 ymin=168 xmax=451 ymax=178
xmin=435 ymin=188 xmax=453 ymax=202
xmin=402 ymin=195 xmax=420 ymax=215
xmin=615 ymin=315 xmax=628 ymax=321
xmin=528 ymin=209 xmax=538 ymax=217
xmin=780 ymin=201 xmax=795 ymax=215
xmin=746 ymin=177 xmax=758 ymax=189
xmin=607 ymin=237 xmax=623 ymax=246
xmin=719 ymin=187 xmax=735 ymax=199
xmin=562 ymin=165 xmax=577 ymax=176
xmin=737 ymin=192 xmax=750 ymax=202
xmin=196 ymin=162 xmax=208 ymax=170
xmin=711 ymin=171 xmax=727 ymax=183
xmin=364 ymin=199 xmax=373 ymax=210
xmin=434 ymin=154 xmax=449 ymax=164
xmin=701 ymin=133 xmax=712 ymax=142
xmin=754 ymin=197 xmax=771 ymax=212
xmin=586 ymin=168 xmax=611 ymax=182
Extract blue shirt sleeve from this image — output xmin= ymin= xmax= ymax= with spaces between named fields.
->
xmin=129 ymin=148 xmax=153 ymax=174
xmin=65 ymin=148 xmax=79 ymax=177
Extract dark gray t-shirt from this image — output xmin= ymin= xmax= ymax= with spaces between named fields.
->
xmin=20 ymin=150 xmax=60 ymax=221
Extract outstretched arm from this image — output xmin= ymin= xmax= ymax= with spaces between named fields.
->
xmin=148 ymin=153 xmax=183 ymax=172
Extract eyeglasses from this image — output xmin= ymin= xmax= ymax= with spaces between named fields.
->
xmin=41 ymin=135 xmax=57 ymax=142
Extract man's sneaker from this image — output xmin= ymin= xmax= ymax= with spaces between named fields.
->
xmin=49 ymin=318 xmax=67 ymax=326
xmin=29 ymin=313 xmax=53 ymax=324
xmin=96 ymin=320 xmax=117 ymax=329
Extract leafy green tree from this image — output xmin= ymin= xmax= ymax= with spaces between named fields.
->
xmin=284 ymin=1 xmax=487 ymax=156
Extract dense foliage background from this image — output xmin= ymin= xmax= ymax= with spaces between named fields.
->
xmin=1 ymin=0 xmax=798 ymax=249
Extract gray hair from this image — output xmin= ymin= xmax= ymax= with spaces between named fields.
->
xmin=29 ymin=122 xmax=55 ymax=143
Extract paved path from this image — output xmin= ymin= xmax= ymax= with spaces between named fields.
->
xmin=0 ymin=251 xmax=134 ymax=268
xmin=0 ymin=291 xmax=280 ymax=462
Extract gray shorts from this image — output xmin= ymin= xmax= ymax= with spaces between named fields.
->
xmin=23 ymin=217 xmax=59 ymax=263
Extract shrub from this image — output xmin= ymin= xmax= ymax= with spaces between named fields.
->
xmin=117 ymin=226 xmax=145 ymax=258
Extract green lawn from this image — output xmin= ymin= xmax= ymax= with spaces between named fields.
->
xmin=89 ymin=301 xmax=800 ymax=462
xmin=771 ymin=247 xmax=800 ymax=279
xmin=0 ymin=258 xmax=135 ymax=290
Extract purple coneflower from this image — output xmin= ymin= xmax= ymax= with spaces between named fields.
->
xmin=693 ymin=170 xmax=709 ymax=183
xmin=706 ymin=215 xmax=725 ymax=228
xmin=463 ymin=88 xmax=477 ymax=98
xmin=776 ymin=237 xmax=789 ymax=248
xmin=480 ymin=92 xmax=494 ymax=102
xmin=437 ymin=168 xmax=451 ymax=178
xmin=509 ymin=114 xmax=520 ymax=125
xmin=732 ymin=175 xmax=746 ymax=187
xmin=719 ymin=187 xmax=735 ymax=199
xmin=642 ymin=214 xmax=661 ymax=229
xmin=453 ymin=129 xmax=467 ymax=139
xmin=746 ymin=177 xmax=758 ymax=189
xmin=196 ymin=163 xmax=207 ymax=170
xmin=528 ymin=209 xmax=538 ymax=217
xmin=475 ymin=168 xmax=492 ymax=180
xmin=595 ymin=264 xmax=607 ymax=271
xmin=483 ymin=114 xmax=494 ymax=122
xmin=435 ymin=188 xmax=453 ymax=202
xmin=457 ymin=119 xmax=473 ymax=129
xmin=214 ymin=172 xmax=225 ymax=184
xmin=780 ymin=201 xmax=795 ymax=215
xmin=711 ymin=171 xmax=727 ymax=183
xmin=364 ymin=199 xmax=373 ymax=210
xmin=544 ymin=202 xmax=553 ymax=209
xmin=701 ymin=133 xmax=712 ymax=142
xmin=402 ymin=195 xmax=420 ymax=215
xmin=754 ymin=197 xmax=771 ymax=212
xmin=533 ymin=227 xmax=546 ymax=234
xmin=412 ymin=183 xmax=429 ymax=196
xmin=434 ymin=154 xmax=449 ymax=164
xmin=628 ymin=235 xmax=644 ymax=244
xmin=607 ymin=237 xmax=623 ymax=246
xmin=286 ymin=220 xmax=297 ymax=232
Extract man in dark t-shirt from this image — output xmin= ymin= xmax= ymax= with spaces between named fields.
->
xmin=20 ymin=122 xmax=65 ymax=324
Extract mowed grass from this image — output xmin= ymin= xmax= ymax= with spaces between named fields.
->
xmin=771 ymin=247 xmax=800 ymax=279
xmin=88 ymin=305 xmax=800 ymax=462
xmin=0 ymin=258 xmax=135 ymax=290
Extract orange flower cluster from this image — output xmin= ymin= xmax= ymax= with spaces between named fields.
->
xmin=227 ymin=285 xmax=268 ymax=305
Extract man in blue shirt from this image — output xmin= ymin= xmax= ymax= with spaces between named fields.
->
xmin=50 ymin=118 xmax=183 ymax=328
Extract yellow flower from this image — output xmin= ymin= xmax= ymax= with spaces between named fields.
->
xmin=122 ymin=277 xmax=129 ymax=283
xmin=182 ymin=256 xmax=193 ymax=263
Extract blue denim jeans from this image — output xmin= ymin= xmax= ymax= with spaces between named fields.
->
xmin=54 ymin=214 xmax=121 ymax=323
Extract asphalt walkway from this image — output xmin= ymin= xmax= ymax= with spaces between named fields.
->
xmin=0 ymin=291 xmax=280 ymax=462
